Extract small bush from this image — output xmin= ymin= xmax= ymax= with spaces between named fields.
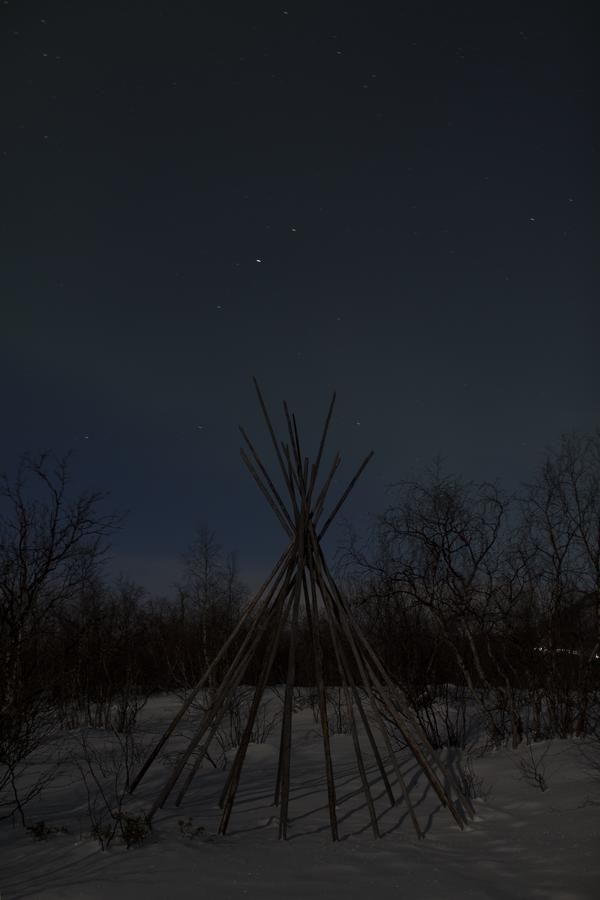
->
xmin=117 ymin=812 xmax=149 ymax=848
xmin=456 ymin=754 xmax=490 ymax=801
xmin=73 ymin=728 xmax=149 ymax=849
xmin=516 ymin=743 xmax=550 ymax=792
xmin=178 ymin=816 xmax=205 ymax=839
xmin=26 ymin=820 xmax=68 ymax=840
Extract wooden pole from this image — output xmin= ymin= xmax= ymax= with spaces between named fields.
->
xmin=174 ymin=582 xmax=295 ymax=809
xmin=274 ymin=454 xmax=307 ymax=814
xmin=240 ymin=447 xmax=293 ymax=538
xmin=252 ymin=377 xmax=296 ymax=504
xmin=129 ymin=543 xmax=293 ymax=795
xmin=218 ymin=565 xmax=297 ymax=834
xmin=309 ymin=529 xmax=423 ymax=837
xmin=175 ymin=708 xmax=232 ymax=807
xmin=312 ymin=453 xmax=341 ymax=524
xmin=276 ymin=506 xmax=306 ymax=839
xmin=303 ymin=562 xmax=338 ymax=840
xmin=306 ymin=392 xmax=336 ymax=506
xmin=217 ymin=565 xmax=296 ymax=812
xmin=311 ymin=545 xmax=410 ymax=837
xmin=282 ymin=401 xmax=302 ymax=475
xmin=146 ymin=557 xmax=297 ymax=820
xmin=317 ymin=548 xmax=472 ymax=826
xmin=321 ymin=581 xmax=381 ymax=839
xmin=306 ymin=532 xmax=395 ymax=812
xmin=281 ymin=442 xmax=303 ymax=511
xmin=239 ymin=425 xmax=294 ymax=531
xmin=291 ymin=412 xmax=303 ymax=471
xmin=318 ymin=451 xmax=374 ymax=538
xmin=277 ymin=589 xmax=302 ymax=839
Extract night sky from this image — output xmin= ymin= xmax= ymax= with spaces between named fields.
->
xmin=2 ymin=1 xmax=598 ymax=595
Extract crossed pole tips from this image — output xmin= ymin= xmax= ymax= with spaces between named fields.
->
xmin=129 ymin=379 xmax=474 ymax=840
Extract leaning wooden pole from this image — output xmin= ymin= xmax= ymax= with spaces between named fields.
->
xmin=307 ymin=537 xmax=395 ymax=812
xmin=321 ymin=577 xmax=381 ymax=839
xmin=219 ymin=568 xmax=297 ymax=834
xmin=175 ymin=586 xmax=293 ymax=809
xmin=253 ymin=377 xmax=299 ymax=513
xmin=239 ymin=425 xmax=294 ymax=531
xmin=240 ymin=447 xmax=294 ymax=539
xmin=324 ymin=567 xmax=472 ymax=826
xmin=303 ymin=562 xmax=339 ymax=841
xmin=274 ymin=458 xmax=306 ymax=812
xmin=129 ymin=543 xmax=293 ymax=795
xmin=175 ymin=709 xmax=232 ymax=807
xmin=317 ymin=543 xmax=471 ymax=827
xmin=309 ymin=529 xmax=423 ymax=837
xmin=147 ymin=558 xmax=297 ymax=819
xmin=277 ymin=589 xmax=302 ymax=839
xmin=312 ymin=453 xmax=342 ymax=524
xmin=317 ymin=450 xmax=374 ymax=538
xmin=306 ymin=392 xmax=336 ymax=506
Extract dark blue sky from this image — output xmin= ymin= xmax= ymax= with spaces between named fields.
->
xmin=2 ymin=1 xmax=598 ymax=595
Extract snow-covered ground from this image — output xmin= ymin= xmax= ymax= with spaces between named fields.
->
xmin=1 ymin=692 xmax=599 ymax=900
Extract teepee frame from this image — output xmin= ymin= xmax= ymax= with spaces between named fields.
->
xmin=129 ymin=379 xmax=474 ymax=839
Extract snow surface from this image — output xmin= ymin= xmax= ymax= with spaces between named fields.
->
xmin=1 ymin=692 xmax=599 ymax=900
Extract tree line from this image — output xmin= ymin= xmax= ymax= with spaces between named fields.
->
xmin=1 ymin=431 xmax=599 ymax=818
xmin=340 ymin=431 xmax=600 ymax=746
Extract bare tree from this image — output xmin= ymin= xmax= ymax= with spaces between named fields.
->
xmin=57 ymin=577 xmax=150 ymax=732
xmin=175 ymin=525 xmax=247 ymax=689
xmin=517 ymin=431 xmax=600 ymax=735
xmin=343 ymin=434 xmax=600 ymax=746
xmin=0 ymin=451 xmax=121 ymax=819
xmin=343 ymin=463 xmax=518 ymax=745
